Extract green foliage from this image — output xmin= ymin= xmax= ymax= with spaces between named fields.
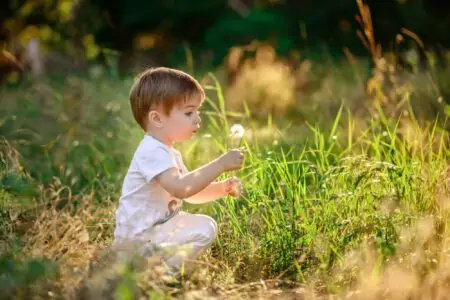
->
xmin=203 ymin=10 xmax=295 ymax=65
xmin=1 ymin=65 xmax=450 ymax=296
xmin=2 ymin=0 xmax=450 ymax=72
xmin=0 ymin=255 xmax=59 ymax=300
xmin=0 ymin=77 xmax=138 ymax=202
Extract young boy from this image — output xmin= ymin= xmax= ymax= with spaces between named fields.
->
xmin=113 ymin=67 xmax=244 ymax=275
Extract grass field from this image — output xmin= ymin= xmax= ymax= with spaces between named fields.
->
xmin=2 ymin=54 xmax=450 ymax=299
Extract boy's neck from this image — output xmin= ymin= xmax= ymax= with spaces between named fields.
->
xmin=145 ymin=131 xmax=174 ymax=148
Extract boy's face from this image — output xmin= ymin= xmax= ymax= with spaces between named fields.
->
xmin=161 ymin=95 xmax=202 ymax=142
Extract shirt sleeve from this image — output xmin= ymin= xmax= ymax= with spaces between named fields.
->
xmin=135 ymin=146 xmax=177 ymax=183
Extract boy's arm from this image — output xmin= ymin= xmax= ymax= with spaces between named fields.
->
xmin=184 ymin=181 xmax=227 ymax=204
xmin=157 ymin=149 xmax=243 ymax=199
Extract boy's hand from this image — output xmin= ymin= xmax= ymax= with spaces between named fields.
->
xmin=218 ymin=148 xmax=245 ymax=172
xmin=223 ymin=177 xmax=243 ymax=198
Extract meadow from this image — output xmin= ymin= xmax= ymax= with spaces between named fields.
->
xmin=1 ymin=48 xmax=450 ymax=299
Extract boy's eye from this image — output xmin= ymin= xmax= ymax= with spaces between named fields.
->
xmin=185 ymin=110 xmax=200 ymax=117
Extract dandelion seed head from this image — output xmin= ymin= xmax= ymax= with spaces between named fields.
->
xmin=230 ymin=124 xmax=245 ymax=139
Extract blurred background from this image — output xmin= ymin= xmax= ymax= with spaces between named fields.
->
xmin=3 ymin=1 xmax=450 ymax=298
xmin=2 ymin=0 xmax=450 ymax=123
xmin=1 ymin=0 xmax=450 ymax=78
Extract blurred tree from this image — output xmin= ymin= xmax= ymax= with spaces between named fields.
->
xmin=80 ymin=0 xmax=227 ymax=74
xmin=1 ymin=0 xmax=450 ymax=80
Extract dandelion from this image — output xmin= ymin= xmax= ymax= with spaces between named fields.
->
xmin=230 ymin=124 xmax=245 ymax=139
xmin=229 ymin=123 xmax=245 ymax=148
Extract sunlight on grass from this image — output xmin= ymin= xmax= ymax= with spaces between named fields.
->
xmin=1 ymin=65 xmax=450 ymax=298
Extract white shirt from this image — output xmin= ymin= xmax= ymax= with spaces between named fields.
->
xmin=113 ymin=134 xmax=188 ymax=243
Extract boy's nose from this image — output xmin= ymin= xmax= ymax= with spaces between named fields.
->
xmin=195 ymin=115 xmax=201 ymax=124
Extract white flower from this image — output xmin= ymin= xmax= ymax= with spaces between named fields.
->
xmin=230 ymin=124 xmax=245 ymax=139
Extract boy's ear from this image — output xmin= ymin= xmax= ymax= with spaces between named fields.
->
xmin=148 ymin=110 xmax=163 ymax=128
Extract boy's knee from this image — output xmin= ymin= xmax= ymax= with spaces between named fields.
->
xmin=192 ymin=215 xmax=217 ymax=246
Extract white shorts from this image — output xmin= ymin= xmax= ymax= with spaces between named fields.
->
xmin=114 ymin=211 xmax=218 ymax=272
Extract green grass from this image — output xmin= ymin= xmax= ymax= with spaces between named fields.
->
xmin=194 ymin=77 xmax=450 ymax=289
xmin=1 ymin=69 xmax=450 ymax=298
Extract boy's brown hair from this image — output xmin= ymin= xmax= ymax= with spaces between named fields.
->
xmin=129 ymin=67 xmax=205 ymax=131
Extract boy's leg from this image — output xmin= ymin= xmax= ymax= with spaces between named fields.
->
xmin=144 ymin=212 xmax=218 ymax=274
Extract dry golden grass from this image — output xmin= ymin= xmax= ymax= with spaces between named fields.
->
xmin=2 ymin=32 xmax=450 ymax=298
